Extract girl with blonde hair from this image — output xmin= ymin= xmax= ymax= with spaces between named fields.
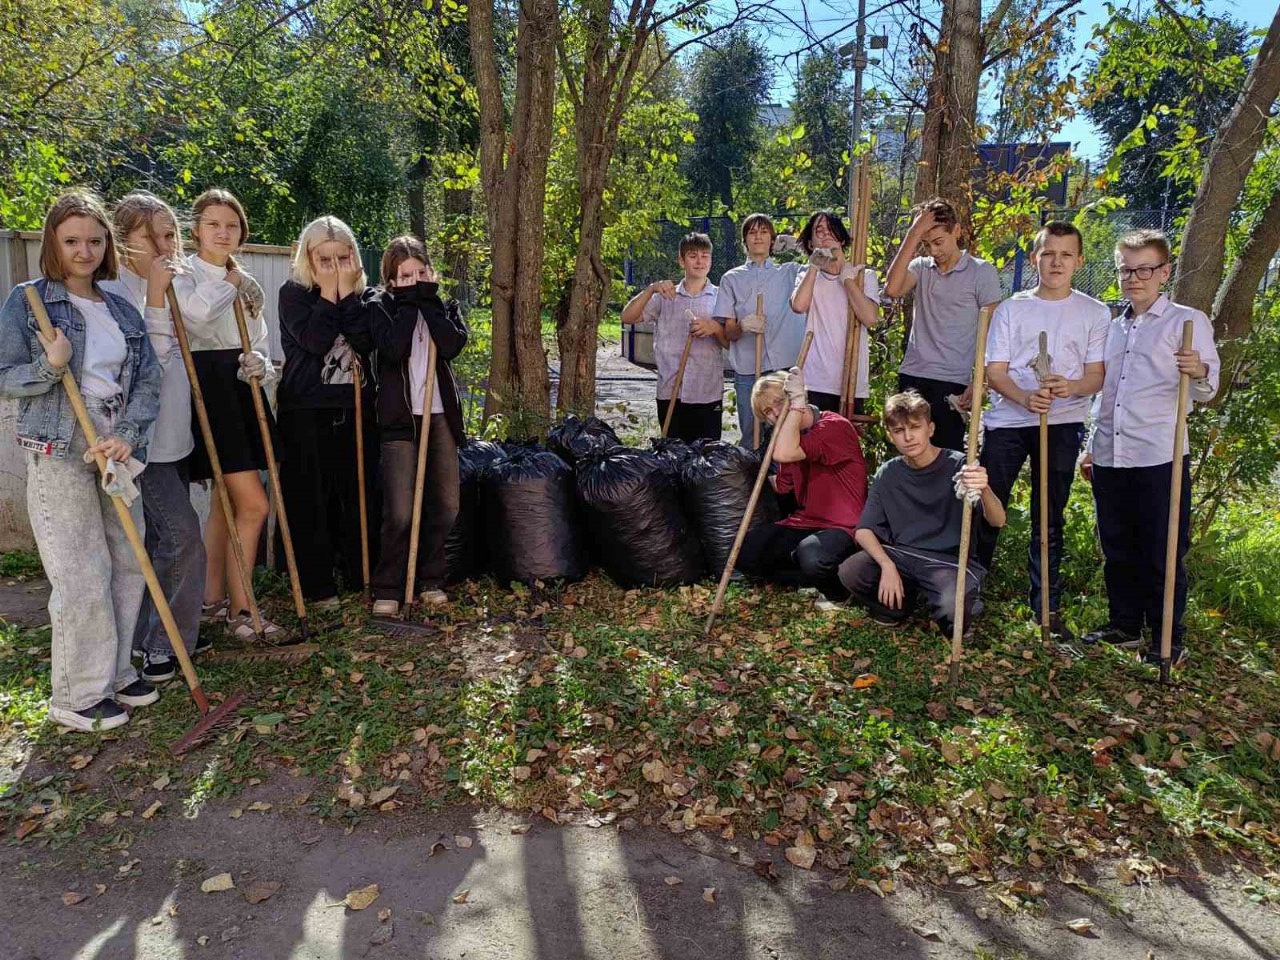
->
xmin=275 ymin=215 xmax=377 ymax=605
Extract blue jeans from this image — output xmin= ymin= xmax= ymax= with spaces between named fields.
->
xmin=734 ymin=373 xmax=758 ymax=448
xmin=976 ymin=422 xmax=1084 ymax=615
xmin=133 ymin=458 xmax=205 ymax=656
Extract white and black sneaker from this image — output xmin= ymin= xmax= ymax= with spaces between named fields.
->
xmin=140 ymin=652 xmax=177 ymax=683
xmin=49 ymin=699 xmax=129 ymax=732
xmin=115 ymin=679 xmax=160 ymax=708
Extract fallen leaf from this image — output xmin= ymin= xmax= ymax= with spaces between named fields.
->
xmin=200 ymin=873 xmax=235 ymax=894
xmin=151 ymin=774 xmax=171 ymax=790
xmin=451 ymin=889 xmax=470 ymax=904
xmin=510 ymin=823 xmax=531 ymax=835
xmin=377 ymin=907 xmax=392 ymax=922
xmin=910 ymin=924 xmax=942 ymax=942
xmin=247 ymin=801 xmax=272 ymax=812
xmin=664 ymin=876 xmax=683 ymax=886
xmin=369 ymin=921 xmax=395 ymax=946
xmin=513 ymin=766 xmax=532 ymax=781
xmin=229 ymin=808 xmax=243 ymax=819
xmin=62 ymin=891 xmax=87 ymax=906
xmin=331 ymin=884 xmax=380 ymax=910
xmin=1167 ymin=748 xmax=1189 ymax=769
xmin=94 ymin=884 xmax=107 ymax=896
xmin=454 ymin=835 xmax=473 ymax=849
xmin=141 ymin=801 xmax=163 ymax=820
xmin=1065 ymin=918 xmax=1094 ymax=935
xmin=368 ymin=786 xmax=398 ymax=806
xmin=852 ymin=673 xmax=880 ymax=689
xmin=753 ymin=859 xmax=779 ymax=883
xmin=69 ymin=754 xmax=94 ymax=771
xmin=197 ymin=935 xmax=209 ymax=946
xmin=784 ymin=845 xmax=817 ymax=870
xmin=15 ymin=819 xmax=40 ymax=840
xmin=702 ymin=887 xmax=716 ymax=904
xmin=242 ymin=880 xmax=280 ymax=904
xmin=1124 ymin=690 xmax=1143 ymax=709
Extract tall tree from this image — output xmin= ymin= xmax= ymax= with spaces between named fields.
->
xmin=683 ymin=28 xmax=773 ymax=211
xmin=790 ymin=49 xmax=853 ymax=211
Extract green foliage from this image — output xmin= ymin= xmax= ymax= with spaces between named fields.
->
xmin=1188 ymin=502 xmax=1280 ymax=632
xmin=789 ymin=50 xmax=853 ymax=211
xmin=0 ymin=550 xmax=43 ymax=581
xmin=0 ymin=142 xmax=72 ymax=230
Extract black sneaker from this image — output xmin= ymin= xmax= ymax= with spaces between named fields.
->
xmin=116 ymin=679 xmax=160 ymax=708
xmin=141 ymin=652 xmax=176 ymax=683
xmin=1142 ymin=646 xmax=1187 ymax=670
xmin=871 ymin=614 xmax=900 ymax=627
xmin=195 ymin=630 xmax=215 ymax=656
xmin=49 ymin=699 xmax=129 ymax=732
xmin=1082 ymin=626 xmax=1142 ymax=649
xmin=1048 ymin=612 xmax=1075 ymax=644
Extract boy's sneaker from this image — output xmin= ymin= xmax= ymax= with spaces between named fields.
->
xmin=311 ymin=596 xmax=341 ymax=612
xmin=49 ymin=699 xmax=129 ymax=732
xmin=140 ymin=652 xmax=176 ymax=684
xmin=419 ymin=589 xmax=448 ymax=607
xmin=371 ymin=599 xmax=400 ymax=617
xmin=870 ymin=614 xmax=901 ymax=627
xmin=1048 ymin=612 xmax=1075 ymax=644
xmin=1082 ymin=626 xmax=1142 ymax=649
xmin=1142 ymin=646 xmax=1187 ymax=670
xmin=814 ymin=598 xmax=844 ymax=615
xmin=116 ymin=679 xmax=160 ymax=708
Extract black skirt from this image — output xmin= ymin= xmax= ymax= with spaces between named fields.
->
xmin=189 ymin=348 xmax=281 ymax=481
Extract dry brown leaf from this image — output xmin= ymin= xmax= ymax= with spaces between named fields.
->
xmin=663 ymin=876 xmax=683 ymax=886
xmin=247 ymin=801 xmax=272 ymax=812
xmin=61 ymin=891 xmax=87 ymax=906
xmin=242 ymin=881 xmax=280 ymax=904
xmin=368 ymin=786 xmax=398 ymax=806
xmin=852 ymin=673 xmax=880 ymax=690
xmin=1167 ymin=748 xmax=1189 ymax=769
xmin=94 ymin=884 xmax=107 ymax=896
xmin=331 ymin=884 xmax=380 ymax=910
xmin=784 ymin=845 xmax=817 ymax=870
xmin=1065 ymin=918 xmax=1094 ymax=935
xmin=510 ymin=823 xmax=531 ymax=835
xmin=513 ymin=766 xmax=532 ymax=782
xmin=910 ymin=924 xmax=942 ymax=941
xmin=1124 ymin=690 xmax=1143 ymax=709
xmin=525 ymin=748 xmax=546 ymax=762
xmin=69 ymin=754 xmax=94 ymax=771
xmin=454 ymin=835 xmax=473 ymax=849
xmin=451 ymin=889 xmax=471 ymax=904
xmin=151 ymin=773 xmax=171 ymax=790
xmin=200 ymin=873 xmax=235 ymax=894
xmin=141 ymin=801 xmax=163 ymax=820
xmin=377 ymin=907 xmax=392 ymax=922
xmin=702 ymin=887 xmax=716 ymax=904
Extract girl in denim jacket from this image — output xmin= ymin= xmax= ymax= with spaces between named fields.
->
xmin=0 ymin=192 xmax=163 ymax=731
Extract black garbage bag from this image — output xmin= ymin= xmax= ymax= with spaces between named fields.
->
xmin=680 ymin=441 xmax=776 ymax=574
xmin=575 ymin=447 xmax=704 ymax=587
xmin=483 ymin=445 xmax=587 ymax=584
xmin=445 ymin=440 xmax=507 ymax=582
xmin=547 ymin=415 xmax=622 ymax=465
xmin=648 ymin=437 xmax=696 ymax=484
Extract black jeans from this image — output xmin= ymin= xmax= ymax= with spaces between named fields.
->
xmin=977 ymin=422 xmax=1084 ymax=615
xmin=735 ymin=523 xmax=855 ymax=600
xmin=1093 ymin=458 xmax=1191 ymax=646
xmin=371 ymin=415 xmax=460 ymax=600
xmin=276 ymin=407 xmax=380 ymax=600
xmin=655 ymin=398 xmax=722 ymax=443
xmin=809 ymin=392 xmax=866 ymax=416
xmin=839 ymin=545 xmax=985 ymax=636
xmin=897 ymin=373 xmax=968 ymax=451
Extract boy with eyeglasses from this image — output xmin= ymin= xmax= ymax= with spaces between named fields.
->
xmin=1078 ymin=229 xmax=1219 ymax=667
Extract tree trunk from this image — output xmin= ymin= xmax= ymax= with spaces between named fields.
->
xmin=1212 ymin=184 xmax=1280 ymax=343
xmin=469 ymin=0 xmax=557 ymax=434
xmin=1173 ymin=8 xmax=1280 ymax=315
xmin=443 ymin=185 xmax=474 ymax=308
xmin=913 ymin=0 xmax=983 ymax=232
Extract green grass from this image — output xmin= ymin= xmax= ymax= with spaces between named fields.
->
xmin=0 ymin=550 xmax=43 ymax=581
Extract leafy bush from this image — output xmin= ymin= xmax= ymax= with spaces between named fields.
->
xmin=1187 ymin=501 xmax=1280 ymax=632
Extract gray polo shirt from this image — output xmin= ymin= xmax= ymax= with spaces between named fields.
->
xmin=642 ymin=280 xmax=724 ymax=403
xmin=899 ymin=251 xmax=1002 ymax=383
xmin=712 ymin=257 xmax=805 ymax=374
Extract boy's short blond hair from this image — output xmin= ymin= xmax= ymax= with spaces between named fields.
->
xmin=882 ymin=390 xmax=932 ymax=429
xmin=1115 ymin=228 xmax=1171 ymax=264
xmin=751 ymin=371 xmax=788 ymax=421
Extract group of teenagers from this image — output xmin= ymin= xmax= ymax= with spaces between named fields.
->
xmin=623 ymin=199 xmax=1217 ymax=667
xmin=0 ymin=188 xmax=1216 ymax=734
xmin=1 ymin=188 xmax=469 ymax=732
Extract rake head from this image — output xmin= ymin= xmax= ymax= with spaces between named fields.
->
xmin=170 ymin=692 xmax=247 ymax=756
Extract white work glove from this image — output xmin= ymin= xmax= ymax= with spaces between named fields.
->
xmin=83 ymin=453 xmax=145 ymax=506
xmin=839 ymin=262 xmax=866 ymax=283
xmin=740 ymin=313 xmax=766 ymax=335
xmin=808 ymin=247 xmax=836 ymax=267
xmin=784 ymin=366 xmax=807 ymax=410
xmin=772 ymin=234 xmax=800 ymax=255
xmin=953 ymin=464 xmax=984 ymax=506
xmin=945 ymin=393 xmax=971 ymax=425
xmin=237 ymin=350 xmax=274 ymax=385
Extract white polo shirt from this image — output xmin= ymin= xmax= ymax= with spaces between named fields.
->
xmin=796 ymin=266 xmax=880 ymax=398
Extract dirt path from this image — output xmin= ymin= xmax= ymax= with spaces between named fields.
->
xmin=2 ymin=777 xmax=1278 ymax=960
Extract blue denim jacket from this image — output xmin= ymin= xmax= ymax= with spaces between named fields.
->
xmin=0 ymin=278 xmax=161 ymax=461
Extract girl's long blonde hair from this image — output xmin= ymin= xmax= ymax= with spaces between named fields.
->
xmin=291 ymin=216 xmax=366 ymax=289
xmin=113 ymin=191 xmax=182 ymax=270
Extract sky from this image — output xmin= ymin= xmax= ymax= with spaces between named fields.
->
xmin=739 ymin=0 xmax=1272 ymax=160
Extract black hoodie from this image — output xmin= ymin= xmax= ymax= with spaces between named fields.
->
xmin=276 ymin=279 xmax=375 ymax=412
xmin=364 ymin=281 xmax=468 ymax=445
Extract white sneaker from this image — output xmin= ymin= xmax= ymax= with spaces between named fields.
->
xmin=371 ymin=599 xmax=400 ymax=617
xmin=419 ymin=589 xmax=448 ymax=607
xmin=814 ymin=598 xmax=844 ymax=615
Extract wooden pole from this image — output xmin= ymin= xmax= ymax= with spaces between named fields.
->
xmin=840 ymin=156 xmax=873 ymax=420
xmin=752 ymin=293 xmax=764 ymax=448
xmin=948 ymin=306 xmax=994 ymax=684
xmin=353 ymin=358 xmax=371 ymax=601
xmin=1037 ymin=330 xmax=1051 ymax=646
xmin=1159 ymin=320 xmax=1196 ymax=683
xmin=404 ymin=336 xmax=439 ymax=606
xmin=231 ymin=298 xmax=308 ymax=638
xmin=705 ymin=331 xmax=815 ymax=636
xmin=165 ymin=290 xmax=263 ymax=638
xmin=25 ymin=287 xmax=211 ymax=711
xmin=661 ymin=333 xmax=696 ymax=438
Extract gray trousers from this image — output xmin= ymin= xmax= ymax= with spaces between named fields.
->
xmin=133 ymin=458 xmax=205 ymax=656
xmin=27 ymin=401 xmax=143 ymax=711
xmin=838 ymin=544 xmax=984 ymax=637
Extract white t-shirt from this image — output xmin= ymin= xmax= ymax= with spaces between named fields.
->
xmin=797 ymin=266 xmax=880 ymax=398
xmin=67 ymin=293 xmax=127 ymax=401
xmin=984 ymin=289 xmax=1110 ymax=430
xmin=408 ymin=312 xmax=444 ymax=416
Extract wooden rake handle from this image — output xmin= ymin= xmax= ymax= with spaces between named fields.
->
xmin=354 ymin=358 xmax=371 ymax=599
xmin=661 ymin=333 xmax=696 ymax=438
xmin=405 ymin=335 xmax=439 ymax=606
xmin=1159 ymin=319 xmax=1196 ymax=683
xmin=753 ymin=293 xmax=764 ymax=448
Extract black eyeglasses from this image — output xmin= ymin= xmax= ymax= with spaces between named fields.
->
xmin=1117 ymin=262 xmax=1167 ymax=280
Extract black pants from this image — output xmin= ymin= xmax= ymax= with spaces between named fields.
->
xmin=839 ymin=545 xmax=985 ymax=636
xmin=735 ymin=523 xmax=855 ymax=600
xmin=1093 ymin=458 xmax=1191 ymax=646
xmin=655 ymin=398 xmax=722 ymax=443
xmin=977 ymin=422 xmax=1084 ymax=615
xmin=276 ymin=407 xmax=380 ymax=600
xmin=809 ymin=392 xmax=866 ymax=416
xmin=371 ymin=415 xmax=460 ymax=600
xmin=897 ymin=373 xmax=968 ymax=451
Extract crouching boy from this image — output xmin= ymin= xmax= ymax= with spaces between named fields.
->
xmin=838 ymin=391 xmax=1005 ymax=634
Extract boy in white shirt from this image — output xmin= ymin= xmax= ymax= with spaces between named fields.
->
xmin=1079 ymin=230 xmax=1219 ymax=667
xmin=978 ymin=222 xmax=1109 ymax=641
